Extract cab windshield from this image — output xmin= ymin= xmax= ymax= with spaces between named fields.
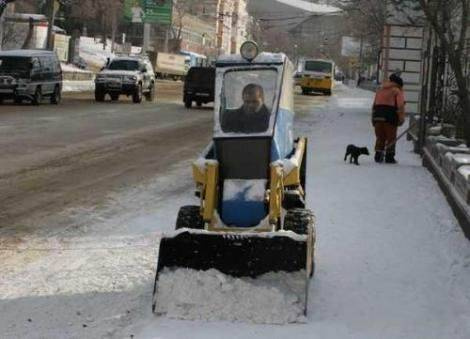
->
xmin=108 ymin=59 xmax=140 ymax=71
xmin=220 ymin=69 xmax=277 ymax=134
xmin=304 ymin=61 xmax=333 ymax=74
xmin=0 ymin=56 xmax=31 ymax=76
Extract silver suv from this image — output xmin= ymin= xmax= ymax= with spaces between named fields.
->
xmin=95 ymin=56 xmax=155 ymax=103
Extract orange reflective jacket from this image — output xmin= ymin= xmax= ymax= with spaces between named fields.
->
xmin=372 ymin=81 xmax=405 ymax=125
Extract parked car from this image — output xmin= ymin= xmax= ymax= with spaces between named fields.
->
xmin=94 ymin=56 xmax=155 ymax=103
xmin=0 ymin=49 xmax=62 ymax=105
xmin=183 ymin=66 xmax=215 ymax=108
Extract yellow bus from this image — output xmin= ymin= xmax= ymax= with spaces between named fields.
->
xmin=298 ymin=59 xmax=335 ymax=96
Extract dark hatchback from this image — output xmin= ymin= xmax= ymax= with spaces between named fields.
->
xmin=183 ymin=67 xmax=215 ymax=108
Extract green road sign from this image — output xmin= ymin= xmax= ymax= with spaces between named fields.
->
xmin=142 ymin=0 xmax=172 ymax=25
xmin=124 ymin=0 xmax=172 ymax=25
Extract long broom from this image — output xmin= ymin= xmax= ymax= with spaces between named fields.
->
xmin=384 ymin=120 xmax=420 ymax=151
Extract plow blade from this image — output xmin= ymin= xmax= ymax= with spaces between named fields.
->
xmin=152 ymin=230 xmax=312 ymax=316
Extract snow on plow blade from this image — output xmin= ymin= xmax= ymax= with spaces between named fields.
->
xmin=152 ymin=230 xmax=311 ymax=322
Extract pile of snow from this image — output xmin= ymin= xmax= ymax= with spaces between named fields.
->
xmin=223 ymin=179 xmax=267 ymax=201
xmin=62 ymin=80 xmax=94 ymax=93
xmin=61 ymin=63 xmax=92 ymax=74
xmin=457 ymin=165 xmax=470 ymax=180
xmin=79 ymin=37 xmax=143 ymax=70
xmin=154 ymin=268 xmax=307 ymax=324
xmin=79 ymin=37 xmax=115 ymax=69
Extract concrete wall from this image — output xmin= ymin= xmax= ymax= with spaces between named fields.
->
xmin=381 ymin=25 xmax=424 ymax=115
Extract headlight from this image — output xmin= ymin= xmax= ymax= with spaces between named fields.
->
xmin=240 ymin=41 xmax=259 ymax=62
xmin=124 ymin=75 xmax=137 ymax=82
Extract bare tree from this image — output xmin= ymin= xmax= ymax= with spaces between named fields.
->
xmin=0 ymin=0 xmax=16 ymax=17
xmin=67 ymin=0 xmax=123 ymax=50
xmin=390 ymin=0 xmax=470 ymax=142
xmin=170 ymin=0 xmax=199 ymax=51
xmin=334 ymin=0 xmax=387 ymax=68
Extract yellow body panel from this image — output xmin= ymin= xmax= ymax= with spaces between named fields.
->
xmin=269 ymin=164 xmax=284 ymax=225
xmin=284 ymin=138 xmax=306 ymax=186
xmin=191 ymin=138 xmax=307 ymax=231
xmin=299 ymin=77 xmax=333 ymax=91
xmin=203 ymin=162 xmax=218 ymax=222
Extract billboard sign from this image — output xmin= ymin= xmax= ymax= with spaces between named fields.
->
xmin=124 ymin=0 xmax=172 ymax=25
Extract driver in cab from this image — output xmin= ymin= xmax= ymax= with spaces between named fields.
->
xmin=221 ymin=84 xmax=270 ymax=133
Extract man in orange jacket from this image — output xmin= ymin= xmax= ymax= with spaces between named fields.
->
xmin=372 ymin=74 xmax=406 ymax=164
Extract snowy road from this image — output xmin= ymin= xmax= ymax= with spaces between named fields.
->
xmin=1 ymin=84 xmax=469 ymax=338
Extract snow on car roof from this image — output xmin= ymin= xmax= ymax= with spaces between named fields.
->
xmin=217 ymin=52 xmax=286 ymax=65
xmin=0 ymin=49 xmax=56 ymax=57
xmin=111 ymin=56 xmax=142 ymax=61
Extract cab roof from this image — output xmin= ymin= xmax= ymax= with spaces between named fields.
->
xmin=216 ymin=52 xmax=286 ymax=67
xmin=0 ymin=49 xmax=56 ymax=58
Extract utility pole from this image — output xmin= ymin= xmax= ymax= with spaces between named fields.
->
xmin=46 ymin=0 xmax=59 ymax=50
xmin=0 ymin=0 xmax=15 ymax=50
xmin=358 ymin=35 xmax=364 ymax=80
xmin=143 ymin=23 xmax=151 ymax=52
xmin=164 ymin=28 xmax=169 ymax=52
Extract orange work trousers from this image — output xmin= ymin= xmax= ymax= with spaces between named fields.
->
xmin=374 ymin=122 xmax=398 ymax=154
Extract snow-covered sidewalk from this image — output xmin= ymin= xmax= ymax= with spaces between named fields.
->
xmin=135 ymin=85 xmax=470 ymax=338
xmin=304 ymin=86 xmax=470 ymax=338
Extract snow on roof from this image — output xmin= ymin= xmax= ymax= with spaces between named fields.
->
xmin=217 ymin=52 xmax=285 ymax=65
xmin=5 ymin=13 xmax=48 ymax=22
xmin=180 ymin=50 xmax=207 ymax=58
xmin=0 ymin=49 xmax=55 ymax=57
xmin=276 ymin=0 xmax=341 ymax=13
xmin=112 ymin=56 xmax=143 ymax=61
xmin=457 ymin=165 xmax=470 ymax=179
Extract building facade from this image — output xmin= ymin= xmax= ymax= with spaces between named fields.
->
xmin=230 ymin=0 xmax=249 ymax=54
xmin=191 ymin=0 xmax=250 ymax=55
xmin=179 ymin=14 xmax=217 ymax=57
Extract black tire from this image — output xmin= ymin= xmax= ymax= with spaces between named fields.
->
xmin=284 ymin=208 xmax=315 ymax=235
xmin=95 ymin=89 xmax=105 ymax=102
xmin=283 ymin=192 xmax=305 ymax=210
xmin=133 ymin=84 xmax=143 ymax=103
xmin=110 ymin=93 xmax=119 ymax=101
xmin=145 ymin=83 xmax=155 ymax=102
xmin=184 ymin=97 xmax=192 ymax=109
xmin=196 ymin=101 xmax=202 ymax=107
xmin=301 ymin=87 xmax=309 ymax=95
xmin=284 ymin=208 xmax=316 ymax=277
xmin=32 ymin=86 xmax=42 ymax=105
xmin=50 ymin=85 xmax=61 ymax=104
xmin=175 ymin=206 xmax=204 ymax=230
xmin=324 ymin=90 xmax=332 ymax=96
xmin=300 ymin=139 xmax=307 ymax=194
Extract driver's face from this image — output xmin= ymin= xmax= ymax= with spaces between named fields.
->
xmin=242 ymin=91 xmax=264 ymax=114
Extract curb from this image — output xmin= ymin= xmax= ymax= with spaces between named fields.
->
xmin=423 ymin=147 xmax=470 ymax=240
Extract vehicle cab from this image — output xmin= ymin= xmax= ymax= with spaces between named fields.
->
xmin=193 ymin=42 xmax=304 ymax=231
xmin=95 ymin=56 xmax=155 ymax=103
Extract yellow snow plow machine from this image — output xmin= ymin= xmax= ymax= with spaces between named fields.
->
xmin=152 ymin=42 xmax=316 ymax=317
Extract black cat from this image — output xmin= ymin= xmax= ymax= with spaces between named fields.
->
xmin=344 ymin=145 xmax=370 ymax=165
